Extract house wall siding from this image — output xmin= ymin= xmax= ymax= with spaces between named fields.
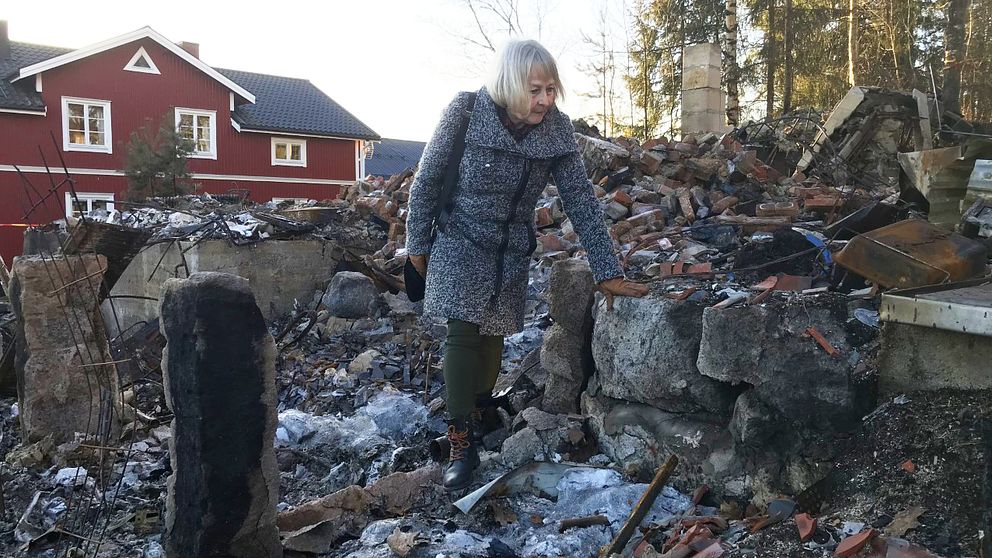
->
xmin=0 ymin=36 xmax=358 ymax=263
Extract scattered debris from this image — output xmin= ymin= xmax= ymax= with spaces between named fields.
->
xmin=1 ymin=81 xmax=989 ymax=558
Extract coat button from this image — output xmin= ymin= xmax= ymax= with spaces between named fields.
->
xmin=485 ymin=163 xmax=491 ymax=168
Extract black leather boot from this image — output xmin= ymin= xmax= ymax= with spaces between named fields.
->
xmin=469 ymin=407 xmax=485 ymax=446
xmin=443 ymin=417 xmax=479 ymax=491
xmin=469 ymin=393 xmax=496 ymax=445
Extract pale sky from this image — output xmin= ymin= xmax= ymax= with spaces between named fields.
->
xmin=2 ymin=0 xmax=630 ymax=141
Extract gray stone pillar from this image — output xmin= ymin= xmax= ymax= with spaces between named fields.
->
xmin=682 ymin=43 xmax=728 ymax=136
xmin=9 ymin=254 xmax=120 ymax=444
xmin=160 ymin=272 xmax=282 ymax=558
xmin=541 ymin=259 xmax=597 ymax=414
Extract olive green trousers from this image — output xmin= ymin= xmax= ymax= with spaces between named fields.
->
xmin=443 ymin=319 xmax=503 ymax=419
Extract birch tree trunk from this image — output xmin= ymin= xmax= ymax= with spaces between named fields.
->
xmin=782 ymin=0 xmax=794 ymax=113
xmin=943 ymin=0 xmax=970 ymax=114
xmin=847 ymin=0 xmax=858 ymax=86
xmin=724 ymin=0 xmax=740 ymax=126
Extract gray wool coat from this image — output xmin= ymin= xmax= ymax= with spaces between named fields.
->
xmin=406 ymin=88 xmax=624 ymax=336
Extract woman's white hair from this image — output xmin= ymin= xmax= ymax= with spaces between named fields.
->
xmin=486 ymin=39 xmax=564 ymax=116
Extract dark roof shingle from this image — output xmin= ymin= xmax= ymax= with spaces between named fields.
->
xmin=365 ymin=138 xmax=426 ymax=177
xmin=0 ymin=42 xmax=72 ymax=110
xmin=218 ymin=68 xmax=379 ymax=141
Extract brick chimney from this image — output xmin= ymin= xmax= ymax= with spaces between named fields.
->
xmin=178 ymin=41 xmax=199 ymax=59
xmin=0 ymin=21 xmax=10 ymax=60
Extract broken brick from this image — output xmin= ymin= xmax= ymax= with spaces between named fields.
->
xmin=805 ymin=195 xmax=843 ymax=212
xmin=661 ymin=543 xmax=694 ymax=558
xmin=834 ymin=529 xmax=877 ymax=558
xmin=774 ymin=274 xmax=814 ymax=292
xmin=711 ymin=196 xmax=739 ymax=214
xmin=626 ymin=209 xmax=666 ymax=228
xmin=638 ymin=151 xmax=666 ymax=175
xmin=388 ymin=222 xmax=406 ymax=241
xmin=795 ymin=513 xmax=817 ymax=542
xmin=537 ymin=234 xmax=567 ymax=252
xmin=677 ymin=189 xmax=695 ymax=223
xmin=534 ymin=206 xmax=554 ymax=228
xmin=751 ymin=276 xmax=780 ymax=291
xmin=612 ymin=189 xmax=634 ymax=207
xmin=806 ymin=326 xmax=841 ymax=358
xmin=756 ymin=201 xmax=799 ymax=219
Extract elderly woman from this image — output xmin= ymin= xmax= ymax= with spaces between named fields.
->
xmin=406 ymin=39 xmax=647 ymax=490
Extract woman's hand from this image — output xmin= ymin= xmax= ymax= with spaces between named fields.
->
xmin=410 ymin=254 xmax=429 ymax=278
xmin=597 ymin=277 xmax=649 ymax=311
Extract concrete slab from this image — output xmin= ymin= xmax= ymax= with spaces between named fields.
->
xmin=878 ymin=321 xmax=992 ymax=393
xmin=105 ymin=239 xmax=342 ymax=336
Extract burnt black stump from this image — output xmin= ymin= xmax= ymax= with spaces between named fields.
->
xmin=160 ymin=272 xmax=282 ymax=558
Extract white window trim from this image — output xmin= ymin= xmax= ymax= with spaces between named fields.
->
xmin=175 ymin=107 xmax=217 ymax=159
xmin=271 ymin=137 xmax=307 ymax=167
xmin=124 ymin=46 xmax=160 ymax=74
xmin=65 ymin=192 xmax=115 ymax=218
xmin=62 ymin=96 xmax=112 ymax=153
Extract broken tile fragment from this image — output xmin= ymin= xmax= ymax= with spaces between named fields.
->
xmin=795 ymin=512 xmax=817 ymax=542
xmin=834 ymin=528 xmax=877 ymax=558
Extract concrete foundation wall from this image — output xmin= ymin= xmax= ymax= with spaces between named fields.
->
xmin=878 ymin=322 xmax=992 ymax=393
xmin=105 ymin=239 xmax=341 ymax=336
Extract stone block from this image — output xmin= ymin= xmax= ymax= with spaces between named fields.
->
xmin=541 ymin=324 xmax=590 ymax=414
xmin=728 ymin=390 xmax=776 ymax=446
xmin=548 ymin=258 xmax=596 ymax=331
xmin=697 ymin=304 xmax=859 ymax=431
xmin=323 ymin=271 xmax=383 ymax=319
xmin=575 ymin=133 xmax=630 ymax=174
xmin=591 ymin=295 xmax=735 ymax=414
xmin=10 ymin=255 xmax=121 ymax=444
xmin=683 ymin=90 xmax=726 ymax=118
xmin=160 ymin=272 xmax=282 ymax=558
xmin=683 ymin=112 xmax=729 ymax=136
xmin=582 ymin=393 xmax=739 ymax=488
xmin=682 ymin=43 xmax=722 ymax=69
xmin=682 ymin=64 xmax=722 ymax=91
xmin=542 ymin=259 xmax=596 ymax=414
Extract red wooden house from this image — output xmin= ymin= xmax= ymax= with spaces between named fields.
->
xmin=0 ymin=22 xmax=379 ymax=263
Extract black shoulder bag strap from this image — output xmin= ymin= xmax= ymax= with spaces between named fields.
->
xmin=431 ymin=91 xmax=477 ymax=239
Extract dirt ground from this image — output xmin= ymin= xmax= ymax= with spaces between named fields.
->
xmin=727 ymin=389 xmax=991 ymax=557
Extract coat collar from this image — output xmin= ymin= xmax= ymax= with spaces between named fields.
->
xmin=465 ymin=87 xmax=577 ymax=159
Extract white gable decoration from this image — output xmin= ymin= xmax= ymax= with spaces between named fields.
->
xmin=124 ymin=46 xmax=160 ymax=75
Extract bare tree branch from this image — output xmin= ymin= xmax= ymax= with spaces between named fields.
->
xmin=466 ymin=0 xmax=497 ymax=51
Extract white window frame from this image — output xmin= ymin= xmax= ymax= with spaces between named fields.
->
xmin=62 ymin=97 xmax=112 ymax=153
xmin=175 ymin=107 xmax=217 ymax=159
xmin=123 ymin=46 xmax=160 ymax=75
xmin=271 ymin=137 xmax=307 ymax=167
xmin=65 ymin=192 xmax=115 ymax=218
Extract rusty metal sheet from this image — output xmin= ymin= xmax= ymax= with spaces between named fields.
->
xmin=834 ymin=219 xmax=987 ymax=289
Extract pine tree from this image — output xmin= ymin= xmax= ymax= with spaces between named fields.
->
xmin=124 ymin=112 xmax=196 ymax=200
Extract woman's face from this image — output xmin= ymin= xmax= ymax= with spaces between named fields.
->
xmin=510 ymin=68 xmax=557 ymax=126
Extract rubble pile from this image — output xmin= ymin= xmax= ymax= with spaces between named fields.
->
xmin=0 ymin=84 xmax=989 ymax=558
xmin=84 ymin=193 xmax=386 ymax=251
